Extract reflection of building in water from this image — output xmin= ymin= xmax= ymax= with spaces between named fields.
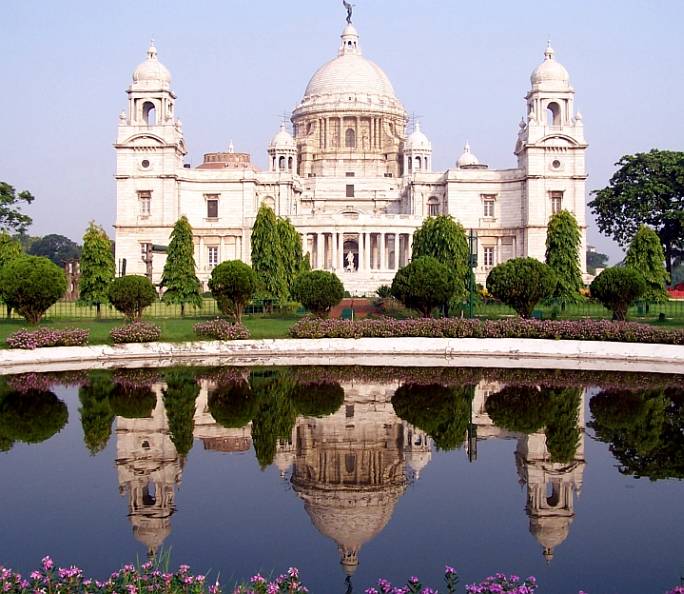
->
xmin=276 ymin=380 xmax=431 ymax=576
xmin=115 ymin=385 xmax=181 ymax=558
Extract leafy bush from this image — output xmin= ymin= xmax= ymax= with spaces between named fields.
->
xmin=6 ymin=327 xmax=89 ymax=349
xmin=208 ymin=380 xmax=258 ymax=428
xmin=0 ymin=255 xmax=66 ymax=324
xmin=292 ymin=270 xmax=344 ymax=317
xmin=109 ymin=384 xmax=157 ymax=418
xmin=193 ymin=319 xmax=250 ymax=340
xmin=208 ymin=260 xmax=258 ymax=323
xmin=110 ymin=320 xmax=161 ymax=343
xmin=0 ymin=389 xmax=68 ymax=447
xmin=375 ymin=284 xmax=392 ymax=298
xmin=486 ymin=257 xmax=557 ymax=318
xmin=108 ymin=275 xmax=157 ymax=320
xmin=391 ymin=256 xmax=456 ymax=317
xmin=290 ymin=381 xmax=344 ymax=417
xmin=590 ymin=266 xmax=647 ymax=321
xmin=289 ymin=316 xmax=684 ymax=344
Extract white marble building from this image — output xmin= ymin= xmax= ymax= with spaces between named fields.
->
xmin=114 ymin=15 xmax=588 ymax=294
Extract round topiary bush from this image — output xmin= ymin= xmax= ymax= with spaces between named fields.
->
xmin=486 ymin=257 xmax=557 ymax=318
xmin=290 ymin=381 xmax=344 ymax=417
xmin=292 ymin=270 xmax=344 ymax=317
xmin=0 ymin=389 xmax=68 ymax=445
xmin=208 ymin=380 xmax=258 ymax=428
xmin=208 ymin=260 xmax=258 ymax=323
xmin=0 ymin=255 xmax=66 ymax=324
xmin=391 ymin=256 xmax=456 ymax=317
xmin=108 ymin=275 xmax=157 ymax=320
xmin=590 ymin=266 xmax=646 ymax=321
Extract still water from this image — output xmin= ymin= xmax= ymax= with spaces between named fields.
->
xmin=0 ymin=366 xmax=682 ymax=594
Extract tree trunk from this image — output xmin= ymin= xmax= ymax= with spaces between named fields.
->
xmin=96 ymin=303 xmax=101 ymax=320
xmin=181 ymin=303 xmax=185 ymax=318
xmin=665 ymin=241 xmax=673 ymax=276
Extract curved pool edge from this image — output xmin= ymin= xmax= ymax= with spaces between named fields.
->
xmin=1 ymin=337 xmax=683 ymax=375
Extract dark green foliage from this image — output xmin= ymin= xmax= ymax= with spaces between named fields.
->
xmin=79 ymin=372 xmax=115 ymax=455
xmin=0 ymin=232 xmax=22 ymax=317
xmin=391 ymin=256 xmax=456 ymax=317
xmin=392 ymin=383 xmax=475 ymax=451
xmin=251 ymin=205 xmax=288 ymax=301
xmin=162 ymin=368 xmax=200 ymax=457
xmin=485 ymin=385 xmax=550 ymax=434
xmin=411 ymin=215 xmax=469 ymax=303
xmin=586 ymin=250 xmax=609 ymax=274
xmin=590 ymin=388 xmax=684 ymax=480
xmin=160 ymin=216 xmax=203 ymax=316
xmin=292 ymin=270 xmax=344 ymax=317
xmin=290 ymin=382 xmax=344 ymax=417
xmin=28 ymin=234 xmax=81 ymax=268
xmin=278 ymin=217 xmax=309 ymax=298
xmin=208 ymin=380 xmax=258 ymax=428
xmin=0 ymin=181 xmax=34 ymax=234
xmin=208 ymin=260 xmax=258 ymax=323
xmin=625 ymin=225 xmax=670 ymax=302
xmin=589 ymin=149 xmax=684 ymax=274
xmin=0 ymin=389 xmax=68 ymax=446
xmin=545 ymin=388 xmax=582 ymax=463
xmin=486 ymin=257 xmax=557 ymax=318
xmin=0 ymin=255 xmax=66 ymax=324
xmin=110 ymin=384 xmax=157 ymax=418
xmin=376 ymin=285 xmax=392 ymax=299
xmin=250 ymin=370 xmax=297 ymax=468
xmin=545 ymin=210 xmax=583 ymax=303
xmin=108 ymin=275 xmax=157 ymax=320
xmin=79 ymin=222 xmax=115 ymax=318
xmin=590 ymin=267 xmax=646 ymax=321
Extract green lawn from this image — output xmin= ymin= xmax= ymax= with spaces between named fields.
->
xmin=0 ymin=315 xmax=297 ymax=348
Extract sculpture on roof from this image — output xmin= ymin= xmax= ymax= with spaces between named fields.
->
xmin=342 ymin=0 xmax=353 ymax=24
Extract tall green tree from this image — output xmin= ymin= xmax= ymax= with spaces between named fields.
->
xmin=79 ymin=222 xmax=115 ymax=319
xmin=160 ymin=216 xmax=202 ymax=316
xmin=411 ymin=215 xmax=469 ymax=307
xmin=0 ymin=232 xmax=23 ymax=318
xmin=586 ymin=250 xmax=609 ymax=274
xmin=0 ymin=182 xmax=34 ymax=234
xmin=28 ymin=234 xmax=81 ymax=267
xmin=545 ymin=210 xmax=583 ymax=303
xmin=590 ymin=150 xmax=684 ymax=275
xmin=162 ymin=369 xmax=200 ymax=458
xmin=277 ymin=217 xmax=308 ymax=298
xmin=251 ymin=205 xmax=288 ymax=303
xmin=625 ymin=225 xmax=670 ymax=302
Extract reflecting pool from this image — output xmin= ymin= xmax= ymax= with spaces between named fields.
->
xmin=0 ymin=367 xmax=682 ymax=593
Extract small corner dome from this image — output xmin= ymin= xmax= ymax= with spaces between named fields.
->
xmin=133 ymin=43 xmax=171 ymax=86
xmin=269 ymin=124 xmax=296 ymax=149
xmin=457 ymin=142 xmax=480 ymax=167
xmin=405 ymin=122 xmax=431 ymax=151
xmin=530 ymin=42 xmax=570 ymax=89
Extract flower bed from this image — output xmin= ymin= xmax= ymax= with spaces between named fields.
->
xmin=5 ymin=327 xmax=89 ymax=350
xmin=289 ymin=316 xmax=684 ymax=345
xmin=110 ymin=320 xmax=161 ymax=344
xmin=193 ymin=319 xmax=250 ymax=341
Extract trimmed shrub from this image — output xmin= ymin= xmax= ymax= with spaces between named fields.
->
xmin=0 ymin=255 xmax=66 ymax=324
xmin=292 ymin=270 xmax=344 ymax=317
xmin=290 ymin=381 xmax=344 ymax=417
xmin=486 ymin=257 xmax=557 ymax=318
xmin=6 ymin=327 xmax=89 ymax=349
xmin=208 ymin=260 xmax=258 ymax=323
xmin=391 ymin=256 xmax=456 ymax=317
xmin=110 ymin=320 xmax=161 ymax=343
xmin=193 ymin=318 xmax=250 ymax=340
xmin=590 ymin=266 xmax=646 ymax=321
xmin=108 ymin=275 xmax=157 ymax=320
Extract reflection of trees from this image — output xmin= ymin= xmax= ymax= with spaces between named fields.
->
xmin=590 ymin=388 xmax=684 ymax=480
xmin=392 ymin=383 xmax=475 ymax=450
xmin=545 ymin=388 xmax=582 ymax=464
xmin=290 ymin=382 xmax=344 ymax=417
xmin=79 ymin=372 xmax=115 ymax=455
xmin=0 ymin=388 xmax=68 ymax=450
xmin=208 ymin=380 xmax=258 ymax=428
xmin=485 ymin=385 xmax=549 ymax=433
xmin=162 ymin=369 xmax=199 ymax=458
xmin=110 ymin=384 xmax=157 ymax=419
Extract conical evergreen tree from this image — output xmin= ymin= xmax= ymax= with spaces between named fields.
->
xmin=160 ymin=216 xmax=202 ymax=316
xmin=78 ymin=222 xmax=115 ymax=319
xmin=277 ymin=217 xmax=308 ymax=299
xmin=79 ymin=372 xmax=115 ymax=455
xmin=545 ymin=210 xmax=583 ymax=304
xmin=625 ymin=225 xmax=670 ymax=302
xmin=251 ymin=205 xmax=287 ymax=302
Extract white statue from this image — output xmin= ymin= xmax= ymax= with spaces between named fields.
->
xmin=346 ymin=250 xmax=355 ymax=272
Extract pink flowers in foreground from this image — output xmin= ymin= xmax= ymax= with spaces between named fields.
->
xmin=6 ymin=327 xmax=90 ymax=349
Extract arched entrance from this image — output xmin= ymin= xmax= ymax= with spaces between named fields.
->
xmin=343 ymin=236 xmax=359 ymax=272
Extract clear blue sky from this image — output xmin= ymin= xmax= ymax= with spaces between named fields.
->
xmin=2 ymin=0 xmax=683 ymax=263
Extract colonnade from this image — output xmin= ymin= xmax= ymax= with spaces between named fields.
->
xmin=300 ymin=229 xmax=413 ymax=273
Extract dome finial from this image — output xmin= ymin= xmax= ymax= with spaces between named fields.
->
xmin=148 ymin=39 xmax=158 ymax=60
xmin=544 ymin=40 xmax=555 ymax=60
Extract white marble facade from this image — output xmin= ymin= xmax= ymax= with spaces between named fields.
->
xmin=114 ymin=16 xmax=588 ymax=294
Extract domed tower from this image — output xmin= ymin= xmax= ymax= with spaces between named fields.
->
xmin=292 ymin=23 xmax=408 ymax=177
xmin=268 ymin=123 xmax=297 ymax=173
xmin=403 ymin=122 xmax=432 ymax=174
xmin=456 ymin=141 xmax=487 ymax=170
xmin=515 ymin=42 xmax=588 ymax=272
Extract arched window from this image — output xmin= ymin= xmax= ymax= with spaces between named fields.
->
xmin=288 ymin=156 xmax=293 ymax=171
xmin=547 ymin=102 xmax=561 ymax=126
xmin=345 ymin=128 xmax=356 ymax=148
xmin=278 ymin=156 xmax=286 ymax=171
xmin=415 ymin=156 xmax=422 ymax=171
xmin=142 ymin=101 xmax=157 ymax=125
xmin=427 ymin=197 xmax=440 ymax=216
xmin=407 ymin=157 xmax=413 ymax=172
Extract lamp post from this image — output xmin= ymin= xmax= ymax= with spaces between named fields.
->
xmin=467 ymin=230 xmax=478 ymax=319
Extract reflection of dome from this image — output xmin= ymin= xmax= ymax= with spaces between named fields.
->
xmin=406 ymin=449 xmax=431 ymax=479
xmin=530 ymin=42 xmax=570 ymax=90
xmin=133 ymin=43 xmax=171 ymax=88
xmin=133 ymin=518 xmax=172 ymax=557
xmin=529 ymin=515 xmax=572 ymax=562
xmin=405 ymin=122 xmax=431 ymax=150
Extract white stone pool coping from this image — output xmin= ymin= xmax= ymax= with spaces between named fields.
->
xmin=0 ymin=338 xmax=683 ymax=375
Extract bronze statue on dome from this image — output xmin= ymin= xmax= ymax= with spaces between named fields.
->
xmin=342 ymin=1 xmax=353 ymax=24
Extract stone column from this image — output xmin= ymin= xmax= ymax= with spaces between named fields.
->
xmin=393 ymin=233 xmax=399 ymax=269
xmin=316 ymin=233 xmax=324 ymax=270
xmin=219 ymin=236 xmax=225 ymax=264
xmin=497 ymin=237 xmax=502 ymax=266
xmin=364 ymin=232 xmax=371 ymax=271
xmin=198 ymin=237 xmax=205 ymax=271
xmin=380 ymin=233 xmax=386 ymax=271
